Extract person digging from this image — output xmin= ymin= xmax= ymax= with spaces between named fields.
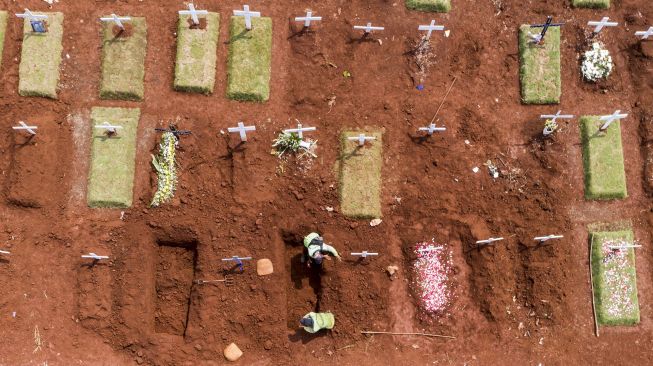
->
xmin=300 ymin=311 xmax=335 ymax=334
xmin=302 ymin=232 xmax=342 ymax=268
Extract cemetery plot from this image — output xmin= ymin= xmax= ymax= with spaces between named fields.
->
xmin=174 ymin=12 xmax=220 ymax=94
xmin=339 ymin=130 xmax=383 ymax=219
xmin=87 ymin=107 xmax=140 ymax=208
xmin=7 ymin=121 xmax=65 ymax=208
xmin=77 ymin=261 xmax=112 ymax=328
xmin=18 ymin=12 xmax=64 ymax=99
xmin=100 ymin=17 xmax=147 ymax=101
xmin=405 ymin=0 xmax=451 ymax=13
xmin=580 ymin=116 xmax=627 ymax=200
xmin=0 ymin=11 xmax=6 ymax=70
xmin=518 ymin=25 xmax=561 ymax=104
xmin=155 ymin=240 xmax=197 ymax=335
xmin=572 ymin=0 xmax=610 ymax=9
xmin=590 ymin=230 xmax=639 ymax=326
xmin=227 ymin=16 xmax=272 ymax=101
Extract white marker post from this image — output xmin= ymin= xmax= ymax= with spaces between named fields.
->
xmin=348 ymin=134 xmax=376 ymax=147
xmin=418 ymin=20 xmax=445 ymax=40
xmin=351 ymin=251 xmax=378 ymax=259
xmin=179 ymin=3 xmax=208 ymax=26
xmin=419 ymin=123 xmax=446 ymax=136
xmin=100 ymin=14 xmax=132 ymax=30
xmin=13 ymin=121 xmax=38 ymax=135
xmin=228 ymin=122 xmax=256 ymax=142
xmin=599 ymin=110 xmax=628 ymax=132
xmin=587 ymin=17 xmax=618 ymax=34
xmin=95 ymin=122 xmax=123 ymax=136
xmin=476 ymin=237 xmax=504 ymax=247
xmin=295 ymin=10 xmax=321 ymax=28
xmin=82 ymin=253 xmax=109 ymax=261
xmin=608 ymin=244 xmax=642 ymax=251
xmin=284 ymin=123 xmax=316 ymax=140
xmin=233 ymin=5 xmax=260 ymax=31
xmin=534 ymin=235 xmax=564 ymax=243
xmin=0 ymin=250 xmax=10 ymax=255
xmin=354 ymin=22 xmax=384 ymax=34
xmin=635 ymin=26 xmax=653 ymax=40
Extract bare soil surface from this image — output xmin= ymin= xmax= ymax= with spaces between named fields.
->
xmin=0 ymin=0 xmax=652 ymax=365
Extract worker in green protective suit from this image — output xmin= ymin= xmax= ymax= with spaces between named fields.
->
xmin=303 ymin=232 xmax=341 ymax=268
xmin=300 ymin=312 xmax=335 ymax=333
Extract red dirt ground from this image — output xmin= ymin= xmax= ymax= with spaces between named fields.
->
xmin=0 ymin=0 xmax=652 ymax=365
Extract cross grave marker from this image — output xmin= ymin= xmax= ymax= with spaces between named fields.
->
xmin=228 ymin=122 xmax=256 ymax=142
xmin=587 ymin=17 xmax=618 ymax=34
xmin=418 ymin=20 xmax=445 ymax=40
xmin=13 ymin=121 xmax=38 ymax=135
xmin=295 ymin=10 xmax=322 ymax=28
xmin=100 ymin=14 xmax=132 ymax=30
xmin=233 ymin=5 xmax=260 ymax=31
xmin=179 ymin=3 xmax=208 ymax=26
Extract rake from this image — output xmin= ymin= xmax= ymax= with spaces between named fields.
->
xmin=194 ymin=275 xmax=234 ymax=286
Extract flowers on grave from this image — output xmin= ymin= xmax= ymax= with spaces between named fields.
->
xmin=581 ymin=42 xmax=613 ymax=82
xmin=151 ymin=132 xmax=178 ymax=207
xmin=272 ymin=132 xmax=316 ymax=159
xmin=412 ymin=241 xmax=453 ymax=314
xmin=543 ymin=119 xmax=558 ymax=136
xmin=600 ymin=239 xmax=638 ymax=319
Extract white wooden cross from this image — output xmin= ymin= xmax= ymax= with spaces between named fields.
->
xmin=179 ymin=3 xmax=208 ymax=25
xmin=354 ymin=22 xmax=384 ymax=34
xmin=534 ymin=235 xmax=563 ymax=243
xmin=13 ymin=121 xmax=38 ymax=135
xmin=228 ymin=122 xmax=256 ymax=142
xmin=82 ymin=253 xmax=109 ymax=260
xmin=233 ymin=5 xmax=260 ymax=31
xmin=100 ymin=14 xmax=132 ymax=29
xmin=418 ymin=20 xmax=445 ymax=40
xmin=476 ymin=237 xmax=504 ymax=246
xmin=0 ymin=250 xmax=10 ymax=255
xmin=348 ymin=134 xmax=375 ymax=146
xmin=295 ymin=10 xmax=322 ymax=28
xmin=635 ymin=26 xmax=653 ymax=40
xmin=284 ymin=123 xmax=316 ymax=140
xmin=587 ymin=17 xmax=618 ymax=34
xmin=95 ymin=122 xmax=123 ymax=135
xmin=351 ymin=251 xmax=378 ymax=258
xmin=540 ymin=110 xmax=574 ymax=123
xmin=419 ymin=123 xmax=446 ymax=135
xmin=16 ymin=9 xmax=48 ymax=22
xmin=599 ymin=110 xmax=627 ymax=132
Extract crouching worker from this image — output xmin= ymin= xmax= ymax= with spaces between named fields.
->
xmin=303 ymin=232 xmax=342 ymax=268
xmin=300 ymin=312 xmax=335 ymax=334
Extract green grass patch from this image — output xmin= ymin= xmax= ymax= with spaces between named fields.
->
xmin=518 ymin=25 xmax=561 ymax=104
xmin=100 ymin=17 xmax=147 ymax=101
xmin=18 ymin=12 xmax=64 ymax=99
xmin=572 ymin=0 xmax=610 ymax=9
xmin=0 ymin=12 xmax=7 ymax=71
xmin=339 ymin=130 xmax=383 ymax=219
xmin=226 ymin=16 xmax=272 ymax=102
xmin=580 ymin=116 xmax=627 ymax=200
xmin=405 ymin=0 xmax=451 ymax=12
xmin=590 ymin=230 xmax=639 ymax=326
xmin=174 ymin=13 xmax=220 ymax=94
xmin=88 ymin=107 xmax=140 ymax=208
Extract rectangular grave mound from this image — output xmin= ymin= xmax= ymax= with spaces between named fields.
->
xmin=0 ymin=11 xmax=7 ymax=71
xmin=226 ymin=16 xmax=272 ymax=102
xmin=18 ymin=12 xmax=64 ymax=99
xmin=518 ymin=25 xmax=561 ymax=104
xmin=590 ymin=230 xmax=639 ymax=326
xmin=87 ymin=107 xmax=140 ymax=208
xmin=7 ymin=122 xmax=63 ymax=208
xmin=174 ymin=12 xmax=220 ymax=94
xmin=155 ymin=239 xmax=197 ymax=336
xmin=100 ymin=17 xmax=147 ymax=101
xmin=572 ymin=0 xmax=610 ymax=9
xmin=580 ymin=116 xmax=627 ymax=200
xmin=339 ymin=130 xmax=383 ymax=219
xmin=405 ymin=0 xmax=451 ymax=13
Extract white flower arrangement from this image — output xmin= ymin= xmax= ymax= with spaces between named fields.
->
xmin=151 ymin=132 xmax=177 ymax=207
xmin=543 ymin=119 xmax=558 ymax=136
xmin=581 ymin=42 xmax=613 ymax=82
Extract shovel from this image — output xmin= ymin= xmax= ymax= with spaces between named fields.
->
xmin=194 ymin=275 xmax=234 ymax=286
